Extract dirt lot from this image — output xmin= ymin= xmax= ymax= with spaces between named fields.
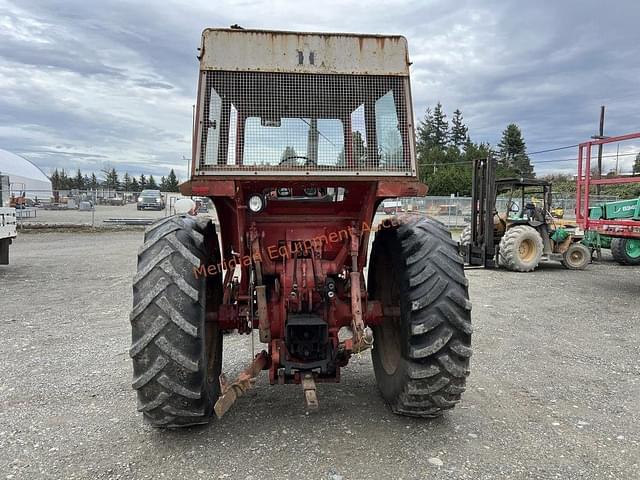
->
xmin=1 ymin=229 xmax=639 ymax=479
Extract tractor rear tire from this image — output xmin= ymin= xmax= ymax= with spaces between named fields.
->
xmin=610 ymin=238 xmax=640 ymax=266
xmin=498 ymin=225 xmax=543 ymax=272
xmin=130 ymin=215 xmax=223 ymax=427
xmin=561 ymin=243 xmax=590 ymax=270
xmin=368 ymin=216 xmax=472 ymax=417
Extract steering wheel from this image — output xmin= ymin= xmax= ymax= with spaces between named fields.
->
xmin=507 ymin=201 xmax=519 ymax=213
xmin=279 ymin=155 xmax=316 ymax=167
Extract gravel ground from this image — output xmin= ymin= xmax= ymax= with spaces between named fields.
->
xmin=1 ymin=230 xmax=639 ymax=479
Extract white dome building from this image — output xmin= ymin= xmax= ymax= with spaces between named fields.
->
xmin=0 ymin=149 xmax=53 ymax=202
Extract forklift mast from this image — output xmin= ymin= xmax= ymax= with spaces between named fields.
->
xmin=465 ymin=157 xmax=497 ymax=267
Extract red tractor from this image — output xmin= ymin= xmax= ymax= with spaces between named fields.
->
xmin=130 ymin=28 xmax=472 ymax=427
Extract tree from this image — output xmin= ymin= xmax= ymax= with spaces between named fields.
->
xmin=416 ymin=102 xmax=448 ymax=156
xmin=147 ymin=175 xmax=158 ymax=189
xmin=131 ymin=177 xmax=140 ymax=192
xmin=634 ymin=153 xmax=640 ymax=174
xmin=165 ymin=169 xmax=180 ymax=192
xmin=58 ymin=169 xmax=70 ymax=190
xmin=431 ymin=102 xmax=449 ymax=149
xmin=123 ymin=172 xmax=132 ymax=192
xmin=74 ymin=169 xmax=84 ymax=190
xmin=280 ymin=146 xmax=297 ymax=163
xmin=50 ymin=169 xmax=61 ymax=190
xmin=139 ymin=174 xmax=147 ymax=188
xmin=416 ymin=107 xmax=435 ymax=160
xmin=450 ymin=109 xmax=468 ymax=149
xmin=380 ymin=129 xmax=403 ymax=167
xmin=89 ymin=173 xmax=98 ymax=189
xmin=101 ymin=168 xmax=120 ymax=189
xmin=497 ymin=124 xmax=534 ymax=177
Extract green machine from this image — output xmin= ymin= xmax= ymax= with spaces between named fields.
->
xmin=583 ymin=197 xmax=640 ymax=265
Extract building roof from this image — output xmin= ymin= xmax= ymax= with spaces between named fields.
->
xmin=0 ymin=148 xmax=53 ymax=198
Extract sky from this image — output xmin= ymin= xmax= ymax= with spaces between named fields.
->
xmin=0 ymin=0 xmax=639 ymax=181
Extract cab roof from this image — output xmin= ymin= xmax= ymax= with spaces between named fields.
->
xmin=199 ymin=28 xmax=411 ymax=76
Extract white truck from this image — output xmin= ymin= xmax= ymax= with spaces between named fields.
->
xmin=0 ymin=174 xmax=17 ymax=264
xmin=0 ymin=207 xmax=17 ymax=264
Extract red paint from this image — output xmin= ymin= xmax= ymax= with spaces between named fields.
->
xmin=183 ymin=176 xmax=421 ymax=383
xmin=576 ymin=132 xmax=640 ymax=239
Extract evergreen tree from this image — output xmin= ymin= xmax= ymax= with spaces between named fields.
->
xmin=159 ymin=176 xmax=166 ymax=191
xmin=416 ymin=103 xmax=448 ymax=154
xmin=431 ymin=102 xmax=449 ymax=149
xmin=110 ymin=168 xmax=119 ymax=189
xmin=131 ymin=177 xmax=140 ymax=192
xmin=497 ymin=124 xmax=534 ymax=177
xmin=148 ymin=175 xmax=158 ymax=189
xmin=280 ymin=146 xmax=297 ymax=163
xmin=101 ymin=168 xmax=120 ymax=189
xmin=450 ymin=109 xmax=468 ymax=148
xmin=50 ymin=169 xmax=61 ymax=190
xmin=165 ymin=169 xmax=180 ymax=192
xmin=634 ymin=153 xmax=640 ymax=174
xmin=139 ymin=174 xmax=147 ymax=188
xmin=416 ymin=107 xmax=435 ymax=159
xmin=74 ymin=169 xmax=84 ymax=190
xmin=59 ymin=169 xmax=70 ymax=190
xmin=89 ymin=173 xmax=98 ymax=189
xmin=83 ymin=174 xmax=91 ymax=189
xmin=123 ymin=172 xmax=132 ymax=192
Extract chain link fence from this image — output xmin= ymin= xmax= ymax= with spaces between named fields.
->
xmin=7 ymin=189 xmax=193 ymax=227
xmin=381 ymin=195 xmax=620 ymax=228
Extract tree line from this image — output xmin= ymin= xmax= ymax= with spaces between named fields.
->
xmin=416 ymin=102 xmax=534 ymax=195
xmin=49 ymin=168 xmax=181 ymax=192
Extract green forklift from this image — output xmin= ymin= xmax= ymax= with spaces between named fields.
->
xmin=461 ymin=158 xmax=590 ymax=272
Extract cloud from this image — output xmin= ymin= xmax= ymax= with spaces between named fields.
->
xmin=0 ymin=0 xmax=638 ymax=180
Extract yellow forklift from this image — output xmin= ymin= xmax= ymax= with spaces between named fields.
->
xmin=461 ymin=158 xmax=589 ymax=272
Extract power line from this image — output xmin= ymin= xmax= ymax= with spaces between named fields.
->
xmin=418 ymin=151 xmax=639 ymax=167
xmin=528 ymin=144 xmax=580 ymax=155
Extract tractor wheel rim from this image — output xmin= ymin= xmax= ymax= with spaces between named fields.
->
xmin=568 ymin=249 xmax=585 ymax=266
xmin=518 ymin=239 xmax=535 ymax=262
xmin=625 ymin=239 xmax=640 ymax=258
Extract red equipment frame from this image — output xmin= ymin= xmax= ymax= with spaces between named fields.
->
xmin=576 ymin=132 xmax=640 ymax=238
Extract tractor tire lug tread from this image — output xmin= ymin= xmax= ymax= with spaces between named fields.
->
xmin=369 ymin=216 xmax=472 ymax=418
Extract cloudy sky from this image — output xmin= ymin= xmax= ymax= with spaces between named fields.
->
xmin=1 ymin=0 xmax=638 ymax=181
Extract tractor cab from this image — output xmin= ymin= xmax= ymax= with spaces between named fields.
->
xmin=496 ymin=178 xmax=552 ymax=227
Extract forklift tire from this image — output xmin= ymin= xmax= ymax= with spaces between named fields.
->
xmin=610 ymin=238 xmax=640 ymax=266
xmin=368 ymin=216 xmax=472 ymax=417
xmin=561 ymin=243 xmax=590 ymax=270
xmin=130 ymin=215 xmax=223 ymax=427
xmin=458 ymin=226 xmax=471 ymax=257
xmin=459 ymin=226 xmax=471 ymax=247
xmin=498 ymin=225 xmax=543 ymax=272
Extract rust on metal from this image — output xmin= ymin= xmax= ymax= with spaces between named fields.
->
xmin=199 ymin=28 xmax=410 ymax=76
xmin=214 ymin=351 xmax=268 ymax=418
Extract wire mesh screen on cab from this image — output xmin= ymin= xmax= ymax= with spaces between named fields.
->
xmin=197 ymin=71 xmax=414 ymax=175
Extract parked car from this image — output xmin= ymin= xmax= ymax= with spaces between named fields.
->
xmin=137 ymin=189 xmax=165 ymax=210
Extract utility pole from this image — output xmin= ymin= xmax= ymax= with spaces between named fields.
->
xmin=596 ymin=105 xmax=605 ymax=195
